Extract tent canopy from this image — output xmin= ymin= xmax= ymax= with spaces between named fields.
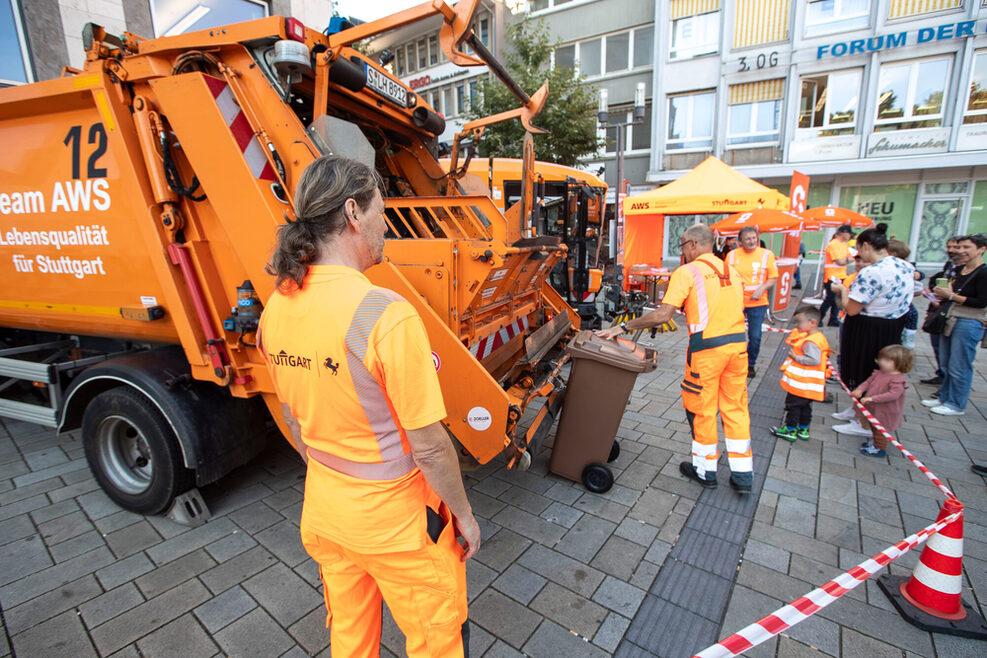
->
xmin=623 ymin=156 xmax=790 ymax=216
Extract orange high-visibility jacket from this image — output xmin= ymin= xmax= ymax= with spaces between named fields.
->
xmin=780 ymin=331 xmax=832 ymax=401
xmin=727 ymin=247 xmax=778 ymax=308
xmin=664 ymin=253 xmax=747 ymax=353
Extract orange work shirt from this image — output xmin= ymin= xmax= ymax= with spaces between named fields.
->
xmin=824 ymin=239 xmax=849 ymax=281
xmin=663 ymin=253 xmax=747 ymax=351
xmin=259 ymin=265 xmax=447 ymax=554
xmin=727 ymin=246 xmax=778 ymax=308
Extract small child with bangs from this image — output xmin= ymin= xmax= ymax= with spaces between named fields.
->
xmin=852 ymin=344 xmax=912 ymax=457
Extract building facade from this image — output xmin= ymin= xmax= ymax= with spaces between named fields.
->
xmin=644 ymin=0 xmax=987 ymax=266
xmin=2 ymin=0 xmax=332 ymax=85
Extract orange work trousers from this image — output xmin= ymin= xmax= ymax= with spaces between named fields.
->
xmin=300 ymin=503 xmax=469 ymax=658
xmin=680 ymin=341 xmax=753 ymax=480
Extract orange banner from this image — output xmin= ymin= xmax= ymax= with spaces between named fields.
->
xmin=774 ymin=259 xmax=798 ymax=312
xmin=783 ymin=171 xmax=809 ymax=259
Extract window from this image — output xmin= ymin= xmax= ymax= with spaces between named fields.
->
xmin=531 ymin=0 xmax=575 ymax=11
xmin=805 ymin=0 xmax=870 ymax=36
xmin=556 ymin=44 xmax=575 ymax=70
xmin=875 ymin=56 xmax=950 ymax=131
xmin=670 ymin=11 xmax=720 ymax=60
xmin=456 ymin=85 xmax=466 ymax=115
xmin=1 ymin=0 xmax=31 ymax=85
xmin=602 ymin=105 xmax=651 ymax=153
xmin=632 ymin=104 xmax=652 ymax=150
xmin=429 ymin=35 xmax=438 ymax=66
xmin=151 ymin=0 xmax=266 ymax=37
xmin=443 ymin=87 xmax=454 ymax=116
xmin=606 ymin=33 xmax=629 ymax=74
xmin=634 ymin=26 xmax=654 ymax=68
xmin=729 ymin=100 xmax=781 ymax=145
xmin=469 ymin=80 xmax=478 ymax=109
xmin=580 ymin=38 xmax=602 ymax=76
xmin=417 ymin=38 xmax=427 ymax=69
xmin=478 ymin=15 xmax=490 ymax=47
xmin=667 ymin=91 xmax=715 ymax=150
xmin=406 ymin=43 xmax=416 ymax=73
xmin=395 ymin=49 xmax=405 ymax=76
xmin=798 ymin=70 xmax=861 ymax=136
xmin=963 ymin=51 xmax=987 ymax=125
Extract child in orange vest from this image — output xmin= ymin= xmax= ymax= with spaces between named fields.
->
xmin=855 ymin=344 xmax=911 ymax=458
xmin=772 ymin=306 xmax=831 ymax=442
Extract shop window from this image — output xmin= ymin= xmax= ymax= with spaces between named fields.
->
xmin=838 ymin=184 xmax=917 ymax=254
xmin=875 ymin=56 xmax=951 ymax=131
xmin=798 ymin=70 xmax=861 ymax=136
xmin=151 ymin=0 xmax=265 ymax=37
xmin=1 ymin=0 xmax=31 ymax=85
xmin=634 ymin=26 xmax=654 ymax=68
xmin=667 ymin=91 xmax=715 ymax=151
xmin=729 ymin=99 xmax=781 ymax=145
xmin=670 ymin=11 xmax=720 ymax=60
xmin=967 ymin=180 xmax=987 ymax=237
xmin=805 ymin=0 xmax=870 ymax=36
xmin=963 ymin=51 xmax=987 ymax=125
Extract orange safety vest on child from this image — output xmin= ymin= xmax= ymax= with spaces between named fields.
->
xmin=780 ymin=330 xmax=832 ymax=401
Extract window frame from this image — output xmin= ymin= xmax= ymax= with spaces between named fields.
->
xmin=666 ymin=90 xmax=716 ymax=152
xmin=727 ymin=99 xmax=782 ymax=146
xmin=797 ymin=69 xmax=862 ymax=137
xmin=962 ymin=49 xmax=987 ymax=124
xmin=669 ymin=10 xmax=720 ymax=61
xmin=1 ymin=0 xmax=32 ymax=85
xmin=804 ymin=0 xmax=871 ymax=37
xmin=602 ymin=105 xmax=652 ymax=155
xmin=873 ymin=55 xmax=952 ymax=131
xmin=553 ymin=25 xmax=654 ymax=78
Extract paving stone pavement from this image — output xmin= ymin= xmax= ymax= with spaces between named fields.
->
xmin=1 ymin=297 xmax=986 ymax=657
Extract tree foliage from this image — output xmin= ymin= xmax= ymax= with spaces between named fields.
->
xmin=466 ymin=17 xmax=600 ymax=167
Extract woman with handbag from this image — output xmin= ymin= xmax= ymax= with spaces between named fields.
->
xmin=922 ymin=234 xmax=987 ymax=416
xmin=920 ymin=238 xmax=963 ymax=387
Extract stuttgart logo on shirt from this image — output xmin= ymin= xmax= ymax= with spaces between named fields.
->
xmin=269 ymin=349 xmax=312 ymax=369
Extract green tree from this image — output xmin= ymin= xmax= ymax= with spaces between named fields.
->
xmin=466 ymin=17 xmax=600 ymax=167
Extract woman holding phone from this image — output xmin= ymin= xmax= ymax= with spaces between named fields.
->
xmin=922 ymin=234 xmax=987 ymax=416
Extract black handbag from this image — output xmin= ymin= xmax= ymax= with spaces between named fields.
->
xmin=922 ymin=302 xmax=950 ymax=335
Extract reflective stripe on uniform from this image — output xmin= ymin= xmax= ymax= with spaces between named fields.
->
xmin=781 ymin=375 xmax=826 ymax=393
xmin=308 ymin=446 xmax=417 ymax=481
xmin=684 ymin=263 xmax=709 ymax=334
xmin=783 ymin=364 xmax=826 ymax=379
xmin=345 ymin=289 xmax=409 ymax=463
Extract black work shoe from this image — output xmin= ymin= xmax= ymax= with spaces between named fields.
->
xmin=793 ymin=283 xmax=802 ymax=290
xmin=747 ymin=368 xmax=756 ymax=380
xmin=827 ymin=320 xmax=841 ymax=327
xmin=729 ymin=476 xmax=753 ymax=494
xmin=972 ymin=464 xmax=987 ymax=477
xmin=679 ymin=462 xmax=717 ymax=488
xmin=921 ymin=376 xmax=943 ymax=385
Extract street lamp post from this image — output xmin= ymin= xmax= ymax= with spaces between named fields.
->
xmin=598 ymin=82 xmax=646 ymax=279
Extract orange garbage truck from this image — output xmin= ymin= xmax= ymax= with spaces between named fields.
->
xmin=0 ymin=2 xmax=577 ymax=521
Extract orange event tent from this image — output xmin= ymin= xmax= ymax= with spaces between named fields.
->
xmin=621 ymin=157 xmax=790 ymax=287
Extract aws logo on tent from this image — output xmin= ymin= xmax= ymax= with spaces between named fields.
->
xmin=630 ymin=202 xmax=650 ymax=211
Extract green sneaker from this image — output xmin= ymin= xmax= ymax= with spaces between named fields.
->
xmin=772 ymin=426 xmax=797 ymax=442
xmin=796 ymin=428 xmax=810 ymax=441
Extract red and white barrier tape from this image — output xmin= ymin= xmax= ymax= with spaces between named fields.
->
xmin=691 ymin=324 xmax=963 ymax=657
xmin=692 ymin=510 xmax=962 ymax=658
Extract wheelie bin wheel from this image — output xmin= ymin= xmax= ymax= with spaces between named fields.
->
xmin=582 ymin=463 xmax=614 ymax=493
xmin=607 ymin=440 xmax=620 ymax=463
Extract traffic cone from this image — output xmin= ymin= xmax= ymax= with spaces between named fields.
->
xmin=877 ymin=497 xmax=987 ymax=639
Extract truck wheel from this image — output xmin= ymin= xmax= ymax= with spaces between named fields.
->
xmin=582 ymin=463 xmax=614 ymax=493
xmin=82 ymin=387 xmax=193 ymax=515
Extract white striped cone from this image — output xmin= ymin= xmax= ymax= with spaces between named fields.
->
xmin=900 ymin=497 xmax=967 ymax=620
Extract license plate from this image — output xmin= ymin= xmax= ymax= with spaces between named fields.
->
xmin=365 ymin=66 xmax=407 ymax=108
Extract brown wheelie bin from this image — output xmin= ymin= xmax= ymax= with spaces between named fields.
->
xmin=550 ymin=331 xmax=657 ymax=492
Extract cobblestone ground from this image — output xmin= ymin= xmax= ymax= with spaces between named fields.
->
xmin=1 ymin=301 xmax=985 ymax=657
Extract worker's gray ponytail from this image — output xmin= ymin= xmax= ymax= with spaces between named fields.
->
xmin=267 ymin=155 xmax=382 ymax=290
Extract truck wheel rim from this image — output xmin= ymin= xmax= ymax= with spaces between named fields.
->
xmin=96 ymin=415 xmax=153 ymax=495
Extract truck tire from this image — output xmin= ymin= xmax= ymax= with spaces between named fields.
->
xmin=82 ymin=387 xmax=194 ymax=515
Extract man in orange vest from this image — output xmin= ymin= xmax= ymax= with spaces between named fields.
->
xmin=727 ymin=226 xmax=777 ymax=380
xmin=259 ymin=156 xmax=479 ymax=658
xmin=599 ymin=224 xmax=753 ymax=492
xmin=771 ymin=306 xmax=831 ymax=441
xmin=819 ymin=224 xmax=855 ymax=326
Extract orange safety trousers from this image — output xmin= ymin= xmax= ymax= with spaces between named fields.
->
xmin=300 ymin=503 xmax=469 ymax=658
xmin=680 ymin=342 xmax=753 ymax=480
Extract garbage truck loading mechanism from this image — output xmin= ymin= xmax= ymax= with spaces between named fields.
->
xmin=0 ymin=1 xmax=578 ymax=518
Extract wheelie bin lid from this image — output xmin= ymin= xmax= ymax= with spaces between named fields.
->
xmin=565 ymin=331 xmax=658 ymax=373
